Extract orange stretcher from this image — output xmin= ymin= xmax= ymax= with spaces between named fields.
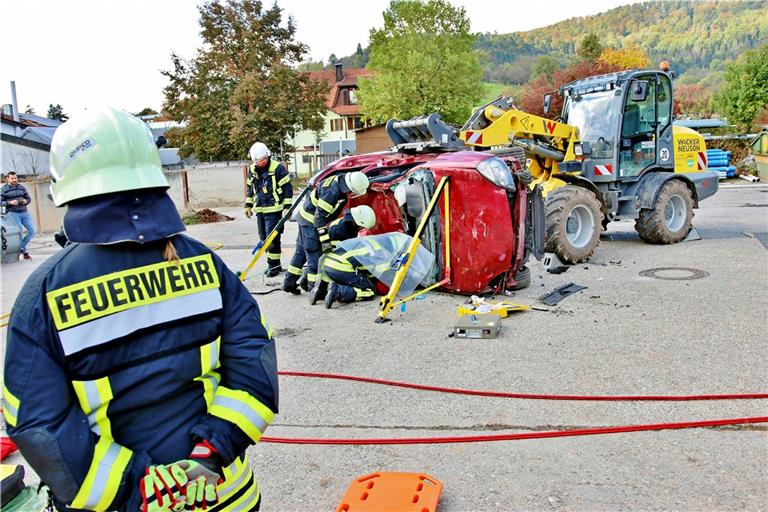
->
xmin=336 ymin=472 xmax=443 ymax=512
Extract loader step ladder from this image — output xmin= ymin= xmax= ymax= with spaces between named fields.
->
xmin=336 ymin=472 xmax=443 ymax=512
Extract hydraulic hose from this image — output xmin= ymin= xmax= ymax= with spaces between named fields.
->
xmin=262 ymin=371 xmax=768 ymax=446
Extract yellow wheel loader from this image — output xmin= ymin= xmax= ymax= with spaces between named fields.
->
xmin=459 ymin=69 xmax=718 ymax=263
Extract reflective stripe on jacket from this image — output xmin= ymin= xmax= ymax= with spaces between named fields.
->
xmin=298 ymin=175 xmax=347 ymax=228
xmin=3 ymin=234 xmax=278 ymax=511
xmin=245 ymin=159 xmax=293 ymax=214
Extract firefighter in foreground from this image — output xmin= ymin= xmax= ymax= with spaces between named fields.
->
xmin=244 ymin=142 xmax=293 ymax=277
xmin=2 ymin=107 xmax=278 ymax=511
xmin=281 ymin=171 xmax=369 ymax=300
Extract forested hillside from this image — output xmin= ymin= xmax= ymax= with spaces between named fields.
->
xmin=476 ymin=1 xmax=768 ymax=84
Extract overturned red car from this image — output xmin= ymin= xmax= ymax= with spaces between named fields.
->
xmin=310 ymin=117 xmax=543 ymax=294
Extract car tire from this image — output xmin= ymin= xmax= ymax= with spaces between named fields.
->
xmin=509 ymin=265 xmax=531 ymax=290
xmin=544 ymin=185 xmax=603 ymax=263
xmin=635 ymin=180 xmax=694 ymax=244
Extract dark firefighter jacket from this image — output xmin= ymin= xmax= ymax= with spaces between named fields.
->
xmin=3 ymin=190 xmax=278 ymax=512
xmin=245 ymin=159 xmax=293 ymax=214
xmin=298 ymin=174 xmax=350 ymax=229
xmin=318 ymin=210 xmax=359 ymax=247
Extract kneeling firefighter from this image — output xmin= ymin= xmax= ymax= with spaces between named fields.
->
xmin=282 ymin=171 xmax=369 ymax=300
xmin=244 ymin=142 xmax=292 ymax=277
xmin=322 ymin=231 xmax=405 ymax=309
xmin=2 ymin=107 xmax=278 ymax=512
xmin=308 ymin=205 xmax=377 ymax=304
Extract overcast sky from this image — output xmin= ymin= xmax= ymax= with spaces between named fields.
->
xmin=1 ymin=0 xmax=641 ymax=117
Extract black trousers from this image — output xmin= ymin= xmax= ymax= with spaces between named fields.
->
xmin=256 ymin=212 xmax=284 ymax=270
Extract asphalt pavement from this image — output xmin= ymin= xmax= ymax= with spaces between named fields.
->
xmin=1 ymin=183 xmax=766 ymax=511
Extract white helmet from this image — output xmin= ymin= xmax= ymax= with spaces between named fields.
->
xmin=249 ymin=142 xmax=270 ymax=162
xmin=350 ymin=205 xmax=376 ymax=229
xmin=344 ymin=171 xmax=369 ymax=197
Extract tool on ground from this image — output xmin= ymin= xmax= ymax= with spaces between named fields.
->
xmin=539 ymin=282 xmax=587 ymax=305
xmin=239 ymin=186 xmax=311 ymax=281
xmin=458 ymin=296 xmax=529 ymax=318
xmin=542 ymin=252 xmax=570 ymax=274
xmin=453 ymin=313 xmax=502 ymax=339
xmin=336 ymin=472 xmax=443 ymax=512
xmin=377 ymin=177 xmax=451 ymax=322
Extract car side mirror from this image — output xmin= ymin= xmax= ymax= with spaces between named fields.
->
xmin=630 ymin=81 xmax=649 ymax=102
xmin=543 ymin=94 xmax=552 ymax=115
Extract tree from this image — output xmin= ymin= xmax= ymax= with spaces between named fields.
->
xmin=531 ymin=56 xmax=560 ymax=82
xmin=24 ymin=105 xmax=35 ymax=115
xmin=162 ymin=0 xmax=328 ymax=160
xmin=47 ymin=104 xmax=69 ymax=121
xmin=578 ymin=33 xmax=603 ymax=63
xmin=674 ymin=84 xmax=715 ymax=118
xmin=134 ymin=107 xmax=159 ymax=117
xmin=598 ymin=47 xmax=651 ymax=70
xmin=519 ymin=61 xmax=621 ymax=118
xmin=716 ymin=44 xmax=768 ymax=129
xmin=356 ymin=0 xmax=484 ymax=124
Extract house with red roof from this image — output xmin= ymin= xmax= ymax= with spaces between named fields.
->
xmin=288 ymin=63 xmax=373 ymax=177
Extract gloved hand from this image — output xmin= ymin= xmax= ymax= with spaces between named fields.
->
xmin=188 ymin=441 xmax=224 ymax=481
xmin=140 ymin=463 xmax=188 ymax=512
xmin=181 ymin=476 xmax=218 ymax=511
xmin=244 ymin=207 xmax=253 ymax=218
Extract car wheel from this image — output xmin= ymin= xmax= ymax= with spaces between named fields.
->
xmin=509 ymin=265 xmax=531 ymax=291
xmin=635 ymin=180 xmax=694 ymax=244
xmin=544 ymin=185 xmax=603 ymax=263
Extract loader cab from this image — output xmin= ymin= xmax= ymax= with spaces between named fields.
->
xmin=561 ymin=71 xmax=674 ymax=180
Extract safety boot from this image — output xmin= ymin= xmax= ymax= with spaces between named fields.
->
xmin=264 ymin=265 xmax=283 ymax=278
xmin=298 ymin=272 xmax=310 ymax=292
xmin=324 ymin=283 xmax=339 ymax=309
xmin=282 ymin=274 xmax=301 ymax=295
xmin=309 ymin=281 xmax=328 ymax=305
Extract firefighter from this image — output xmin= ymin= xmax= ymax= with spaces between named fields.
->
xmin=244 ymin=142 xmax=292 ymax=277
xmin=281 ymin=172 xmax=369 ymax=300
xmin=322 ymin=232 xmax=402 ymax=309
xmin=2 ymin=107 xmax=277 ymax=512
xmin=310 ymin=205 xmax=377 ymax=303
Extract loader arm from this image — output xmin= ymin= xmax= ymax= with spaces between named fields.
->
xmin=459 ymin=102 xmax=581 ymax=184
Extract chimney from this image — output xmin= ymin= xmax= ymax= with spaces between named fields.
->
xmin=10 ymin=81 xmax=20 ymax=122
xmin=334 ymin=63 xmax=343 ymax=83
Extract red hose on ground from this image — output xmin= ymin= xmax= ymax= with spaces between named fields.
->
xmin=277 ymin=371 xmax=768 ymax=401
xmin=261 ymin=416 xmax=768 ymax=445
xmin=266 ymin=372 xmax=768 ymax=445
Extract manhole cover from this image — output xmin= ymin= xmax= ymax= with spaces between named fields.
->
xmin=639 ymin=267 xmax=710 ymax=281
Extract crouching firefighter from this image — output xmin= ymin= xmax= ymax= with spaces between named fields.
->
xmin=2 ymin=107 xmax=278 ymax=512
xmin=322 ymin=232 xmax=403 ymax=309
xmin=282 ymin=171 xmax=369 ymax=300
xmin=309 ymin=205 xmax=377 ymax=304
xmin=245 ymin=142 xmax=292 ymax=277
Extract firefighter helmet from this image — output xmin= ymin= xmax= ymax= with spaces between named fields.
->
xmin=344 ymin=171 xmax=369 ymax=197
xmin=249 ymin=142 xmax=271 ymax=162
xmin=350 ymin=205 xmax=376 ymax=229
xmin=49 ymin=106 xmax=167 ymax=206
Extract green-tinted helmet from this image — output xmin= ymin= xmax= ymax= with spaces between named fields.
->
xmin=49 ymin=106 xmax=168 ymax=206
xmin=344 ymin=171 xmax=369 ymax=197
xmin=350 ymin=205 xmax=376 ymax=229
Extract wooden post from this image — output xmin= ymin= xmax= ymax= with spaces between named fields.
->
xmin=181 ymin=171 xmax=190 ymax=209
xmin=32 ymin=180 xmax=42 ymax=230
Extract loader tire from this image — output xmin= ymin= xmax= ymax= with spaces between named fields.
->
xmin=544 ymin=186 xmax=603 ymax=263
xmin=509 ymin=265 xmax=531 ymax=291
xmin=634 ymin=180 xmax=693 ymax=244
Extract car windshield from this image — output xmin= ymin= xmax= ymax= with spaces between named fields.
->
xmin=565 ymin=89 xmax=622 ymax=159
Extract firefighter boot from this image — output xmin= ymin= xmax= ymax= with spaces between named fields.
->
xmin=324 ymin=283 xmax=339 ymax=309
xmin=264 ymin=265 xmax=283 ymax=278
xmin=309 ymin=281 xmax=328 ymax=305
xmin=298 ymin=272 xmax=310 ymax=292
xmin=282 ymin=274 xmax=301 ymax=295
